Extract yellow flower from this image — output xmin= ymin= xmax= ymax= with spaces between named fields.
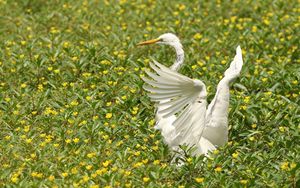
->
xmin=50 ymin=142 xmax=58 ymax=148
xmin=102 ymin=160 xmax=111 ymax=167
xmin=13 ymin=110 xmax=19 ymax=115
xmin=86 ymin=165 xmax=93 ymax=170
xmin=244 ymin=96 xmax=251 ymax=104
xmin=143 ymin=177 xmax=150 ymax=183
xmin=252 ymin=26 xmax=258 ymax=32
xmin=25 ymin=138 xmax=32 ymax=144
xmin=62 ymin=82 xmax=68 ymax=87
xmin=232 ymin=152 xmax=239 ymax=159
xmin=290 ymin=163 xmax=297 ymax=169
xmin=112 ymin=166 xmax=118 ymax=171
xmin=81 ymin=23 xmax=90 ymax=30
xmin=73 ymin=138 xmax=80 ymax=143
xmin=263 ymin=19 xmax=270 ymax=25
xmin=105 ymin=113 xmax=112 ymax=119
xmin=72 ymin=56 xmax=78 ymax=61
xmin=133 ymin=162 xmax=143 ymax=168
xmin=268 ymin=141 xmax=274 ymax=147
xmin=11 ymin=176 xmax=19 ymax=183
xmin=152 ymin=146 xmax=159 ymax=151
xmin=31 ymin=172 xmax=37 ymax=177
xmin=195 ymin=177 xmax=204 ymax=183
xmin=178 ymin=4 xmax=186 ymax=10
xmin=240 ymin=179 xmax=248 ymax=184
xmin=87 ymin=152 xmax=96 ymax=158
xmin=280 ymin=162 xmax=289 ymax=170
xmin=63 ymin=41 xmax=70 ymax=48
xmin=5 ymin=135 xmax=11 ymax=140
xmin=21 ymin=83 xmax=27 ymax=88
xmin=279 ymin=126 xmax=285 ymax=132
xmin=83 ymin=175 xmax=89 ymax=182
xmin=187 ymin=158 xmax=193 ymax=163
xmin=48 ymin=175 xmax=55 ymax=181
xmin=149 ymin=119 xmax=155 ymax=126
xmin=124 ymin=171 xmax=131 ymax=176
xmin=142 ymin=159 xmax=148 ymax=164
xmin=193 ymin=33 xmax=203 ymax=40
xmin=71 ymin=168 xmax=78 ymax=174
xmin=214 ymin=166 xmax=222 ymax=172
xmin=70 ymin=100 xmax=79 ymax=106
xmin=102 ymin=135 xmax=109 ymax=140
xmin=90 ymin=185 xmax=99 ymax=188
xmin=30 ymin=153 xmax=36 ymax=159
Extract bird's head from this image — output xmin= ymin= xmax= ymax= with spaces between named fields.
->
xmin=138 ymin=33 xmax=181 ymax=48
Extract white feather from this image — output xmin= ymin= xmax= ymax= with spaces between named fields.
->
xmin=204 ymin=46 xmax=243 ymax=146
xmin=141 ymin=32 xmax=244 ymax=160
xmin=144 ymin=61 xmax=207 ymax=148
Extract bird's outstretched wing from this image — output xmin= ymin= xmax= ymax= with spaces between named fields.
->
xmin=204 ymin=46 xmax=243 ymax=146
xmin=224 ymin=46 xmax=243 ymax=81
xmin=142 ymin=61 xmax=207 ymax=149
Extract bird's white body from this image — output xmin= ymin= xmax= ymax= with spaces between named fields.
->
xmin=140 ymin=33 xmax=243 ymax=157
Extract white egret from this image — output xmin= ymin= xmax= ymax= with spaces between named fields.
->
xmin=138 ymin=33 xmax=243 ymax=156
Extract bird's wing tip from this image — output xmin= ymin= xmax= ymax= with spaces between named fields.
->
xmin=236 ymin=45 xmax=241 ymax=53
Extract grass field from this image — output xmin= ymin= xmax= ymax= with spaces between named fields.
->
xmin=0 ymin=0 xmax=299 ymax=187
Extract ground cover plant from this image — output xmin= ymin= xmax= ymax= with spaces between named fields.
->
xmin=0 ymin=0 xmax=299 ymax=187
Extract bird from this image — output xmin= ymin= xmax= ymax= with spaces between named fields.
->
xmin=138 ymin=33 xmax=243 ymax=157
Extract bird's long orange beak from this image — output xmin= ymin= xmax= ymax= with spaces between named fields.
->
xmin=137 ymin=38 xmax=161 ymax=46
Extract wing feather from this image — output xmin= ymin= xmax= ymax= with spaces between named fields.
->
xmin=143 ymin=60 xmax=207 ymax=147
xmin=204 ymin=46 xmax=243 ymax=146
xmin=143 ymin=85 xmax=182 ymax=93
xmin=159 ymin=98 xmax=190 ymax=118
xmin=148 ymin=92 xmax=181 ymax=100
xmin=159 ymin=96 xmax=189 ymax=109
xmin=142 ymin=77 xmax=181 ymax=89
xmin=145 ymin=70 xmax=178 ymax=84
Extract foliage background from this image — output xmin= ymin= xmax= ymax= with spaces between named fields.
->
xmin=0 ymin=0 xmax=299 ymax=187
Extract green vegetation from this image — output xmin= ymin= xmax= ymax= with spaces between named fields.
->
xmin=0 ymin=0 xmax=299 ymax=187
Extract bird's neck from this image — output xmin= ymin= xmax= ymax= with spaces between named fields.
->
xmin=170 ymin=43 xmax=184 ymax=71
